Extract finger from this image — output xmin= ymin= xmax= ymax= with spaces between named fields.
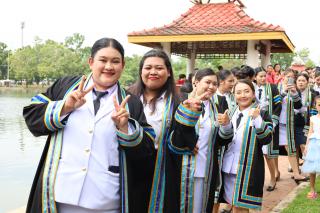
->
xmin=224 ymin=109 xmax=229 ymax=115
xmin=120 ymin=95 xmax=131 ymax=108
xmin=113 ymin=95 xmax=120 ymax=111
xmin=78 ymin=75 xmax=86 ymax=92
xmin=197 ymin=92 xmax=209 ymax=101
xmin=83 ymin=84 xmax=95 ymax=95
xmin=117 ymin=112 xmax=129 ymax=120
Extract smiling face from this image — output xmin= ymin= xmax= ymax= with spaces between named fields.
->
xmin=234 ymin=82 xmax=255 ymax=110
xmin=89 ymin=47 xmax=124 ymax=91
xmin=141 ymin=57 xmax=170 ymax=91
xmin=195 ymin=75 xmax=218 ymax=99
xmin=256 ymin=71 xmax=267 ymax=86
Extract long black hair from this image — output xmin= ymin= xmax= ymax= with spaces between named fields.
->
xmin=129 ymin=49 xmax=177 ymax=113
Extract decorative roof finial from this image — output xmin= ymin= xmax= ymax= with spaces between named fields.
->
xmin=228 ymin=0 xmax=245 ymax=8
xmin=190 ymin=0 xmax=211 ymax=4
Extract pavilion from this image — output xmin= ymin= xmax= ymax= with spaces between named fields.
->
xmin=127 ymin=0 xmax=295 ymax=75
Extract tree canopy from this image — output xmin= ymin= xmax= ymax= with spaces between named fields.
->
xmin=0 ymin=34 xmax=317 ymax=87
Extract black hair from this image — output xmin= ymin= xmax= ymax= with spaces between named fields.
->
xmin=231 ymin=66 xmax=241 ymax=76
xmin=217 ymin=65 xmax=224 ymax=71
xmin=296 ymin=72 xmax=309 ymax=82
xmin=128 ymin=49 xmax=177 ymax=113
xmin=235 ymin=65 xmax=255 ymax=80
xmin=273 ymin=63 xmax=281 ymax=72
xmin=91 ymin=38 xmax=124 ymax=60
xmin=254 ymin=67 xmax=266 ymax=76
xmin=218 ymin=69 xmax=233 ymax=81
xmin=315 ymin=71 xmax=320 ymax=78
xmin=234 ymin=79 xmax=255 ymax=94
xmin=194 ymin=68 xmax=217 ymax=82
xmin=178 ymin=74 xmax=186 ymax=79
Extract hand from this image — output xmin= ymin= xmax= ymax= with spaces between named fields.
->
xmin=287 ymin=84 xmax=297 ymax=93
xmin=62 ymin=75 xmax=94 ymax=115
xmin=217 ymin=109 xmax=230 ymax=126
xmin=193 ymin=144 xmax=199 ymax=155
xmin=182 ymin=91 xmax=210 ymax=112
xmin=112 ymin=95 xmax=131 ymax=133
xmin=249 ymin=105 xmax=260 ymax=119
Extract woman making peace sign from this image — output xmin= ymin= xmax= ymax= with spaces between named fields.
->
xmin=23 ymin=38 xmax=156 ymax=213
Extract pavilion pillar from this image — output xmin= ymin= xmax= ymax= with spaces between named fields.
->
xmin=187 ymin=51 xmax=196 ymax=76
xmin=161 ymin=42 xmax=171 ymax=58
xmin=261 ymin=40 xmax=271 ymax=69
xmin=246 ymin=40 xmax=260 ymax=68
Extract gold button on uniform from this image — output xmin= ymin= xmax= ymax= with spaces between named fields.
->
xmin=82 ymin=168 xmax=87 ymax=172
xmin=88 ymin=129 xmax=93 ymax=134
xmin=85 ymin=148 xmax=90 ymax=153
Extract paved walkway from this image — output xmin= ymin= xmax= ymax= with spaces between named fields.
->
xmin=258 ymin=156 xmax=298 ymax=213
xmin=220 ymin=156 xmax=301 ymax=213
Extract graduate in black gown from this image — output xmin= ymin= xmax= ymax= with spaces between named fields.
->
xmin=23 ymin=38 xmax=156 ymax=213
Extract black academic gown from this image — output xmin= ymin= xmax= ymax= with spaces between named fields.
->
xmin=23 ymin=75 xmax=156 ymax=213
xmin=164 ymin=95 xmax=233 ymax=213
xmin=218 ymin=104 xmax=273 ymax=210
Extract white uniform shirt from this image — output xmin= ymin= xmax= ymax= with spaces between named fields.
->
xmin=54 ymin=80 xmax=127 ymax=211
xmin=141 ymin=93 xmax=165 ymax=149
xmin=216 ymin=89 xmax=236 ymax=110
xmin=313 ymin=84 xmax=320 ymax=94
xmin=194 ymin=100 xmax=211 ymax=177
xmin=222 ymin=107 xmax=263 ymax=174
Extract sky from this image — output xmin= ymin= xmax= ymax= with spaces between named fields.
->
xmin=1 ymin=0 xmax=320 ymax=65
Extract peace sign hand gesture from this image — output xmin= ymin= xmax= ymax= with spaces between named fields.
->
xmin=182 ymin=91 xmax=210 ymax=112
xmin=217 ymin=109 xmax=230 ymax=126
xmin=62 ymin=75 xmax=94 ymax=115
xmin=112 ymin=95 xmax=131 ymax=133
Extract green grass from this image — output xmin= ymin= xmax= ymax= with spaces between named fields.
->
xmin=281 ymin=177 xmax=320 ymax=213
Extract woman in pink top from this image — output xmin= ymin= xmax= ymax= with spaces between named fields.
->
xmin=266 ymin=65 xmax=276 ymax=84
xmin=274 ymin=63 xmax=283 ymax=84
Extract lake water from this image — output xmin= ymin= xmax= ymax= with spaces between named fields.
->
xmin=0 ymin=91 xmax=46 ymax=212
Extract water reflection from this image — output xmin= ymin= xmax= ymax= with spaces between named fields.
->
xmin=0 ymin=92 xmax=46 ymax=212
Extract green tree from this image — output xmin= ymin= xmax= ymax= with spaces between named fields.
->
xmin=64 ymin=33 xmax=85 ymax=51
xmin=271 ymin=53 xmax=295 ymax=69
xmin=0 ymin=42 xmax=10 ymax=79
xmin=120 ymin=54 xmax=142 ymax=87
xmin=9 ymin=45 xmax=38 ymax=84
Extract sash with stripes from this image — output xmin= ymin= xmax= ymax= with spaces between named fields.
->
xmin=148 ymin=95 xmax=174 ymax=213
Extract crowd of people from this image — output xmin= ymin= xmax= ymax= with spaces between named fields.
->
xmin=23 ymin=37 xmax=320 ymax=213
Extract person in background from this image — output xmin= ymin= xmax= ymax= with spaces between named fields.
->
xmin=301 ymin=95 xmax=320 ymax=199
xmin=273 ymin=63 xmax=283 ymax=84
xmin=312 ymin=71 xmax=320 ymax=94
xmin=295 ymin=73 xmax=319 ymax=167
xmin=217 ymin=69 xmax=236 ymax=112
xmin=234 ymin=65 xmax=255 ymax=82
xmin=180 ymin=73 xmax=194 ymax=100
xmin=218 ymin=65 xmax=224 ymax=72
xmin=278 ymin=69 xmax=309 ymax=184
xmin=266 ymin=64 xmax=276 ymax=84
xmin=218 ymin=79 xmax=273 ymax=212
xmin=254 ymin=67 xmax=282 ymax=192
xmin=23 ymin=37 xmax=156 ymax=213
xmin=176 ymin=73 xmax=186 ymax=85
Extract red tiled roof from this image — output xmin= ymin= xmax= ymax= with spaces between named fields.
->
xmin=128 ymin=3 xmax=285 ymax=36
